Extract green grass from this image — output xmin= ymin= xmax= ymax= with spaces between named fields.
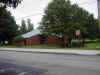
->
xmin=23 ymin=44 xmax=60 ymax=49
xmin=0 ymin=44 xmax=61 ymax=49
xmin=0 ymin=42 xmax=100 ymax=50
xmin=83 ymin=42 xmax=100 ymax=50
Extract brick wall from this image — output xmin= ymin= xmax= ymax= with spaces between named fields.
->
xmin=45 ymin=35 xmax=61 ymax=45
xmin=12 ymin=35 xmax=63 ymax=46
xmin=12 ymin=41 xmax=24 ymax=46
xmin=26 ymin=35 xmax=40 ymax=45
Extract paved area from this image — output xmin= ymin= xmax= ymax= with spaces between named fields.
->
xmin=0 ymin=50 xmax=100 ymax=75
xmin=0 ymin=48 xmax=100 ymax=55
xmin=0 ymin=62 xmax=46 ymax=75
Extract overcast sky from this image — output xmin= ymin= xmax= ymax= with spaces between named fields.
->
xmin=9 ymin=0 xmax=98 ymax=29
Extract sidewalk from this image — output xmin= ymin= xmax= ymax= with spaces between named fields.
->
xmin=0 ymin=48 xmax=100 ymax=56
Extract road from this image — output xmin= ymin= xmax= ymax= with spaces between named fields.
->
xmin=0 ymin=50 xmax=100 ymax=75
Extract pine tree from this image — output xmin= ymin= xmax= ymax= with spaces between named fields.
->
xmin=20 ymin=19 xmax=27 ymax=34
xmin=27 ymin=19 xmax=34 ymax=32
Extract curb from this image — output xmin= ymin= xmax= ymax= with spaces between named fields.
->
xmin=0 ymin=48 xmax=100 ymax=56
xmin=0 ymin=50 xmax=80 ymax=55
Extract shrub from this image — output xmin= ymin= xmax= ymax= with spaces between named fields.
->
xmin=14 ymin=36 xmax=25 ymax=42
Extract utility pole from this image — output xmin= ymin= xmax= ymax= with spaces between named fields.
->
xmin=97 ymin=0 xmax=100 ymax=32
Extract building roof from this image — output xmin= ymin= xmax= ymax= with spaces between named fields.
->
xmin=22 ymin=29 xmax=41 ymax=38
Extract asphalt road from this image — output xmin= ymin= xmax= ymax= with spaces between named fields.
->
xmin=0 ymin=50 xmax=100 ymax=75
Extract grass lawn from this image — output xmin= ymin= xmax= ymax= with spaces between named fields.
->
xmin=0 ymin=42 xmax=100 ymax=50
xmin=0 ymin=44 xmax=61 ymax=49
xmin=83 ymin=42 xmax=100 ymax=50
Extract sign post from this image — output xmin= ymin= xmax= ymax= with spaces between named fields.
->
xmin=76 ymin=29 xmax=81 ymax=47
xmin=76 ymin=30 xmax=80 ymax=37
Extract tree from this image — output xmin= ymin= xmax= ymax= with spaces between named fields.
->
xmin=0 ymin=0 xmax=22 ymax=8
xmin=27 ymin=19 xmax=34 ymax=32
xmin=84 ymin=14 xmax=97 ymax=39
xmin=20 ymin=19 xmax=27 ymax=34
xmin=71 ymin=4 xmax=89 ymax=45
xmin=72 ymin=5 xmax=98 ymax=42
xmin=40 ymin=0 xmax=80 ymax=47
xmin=95 ymin=19 xmax=100 ymax=39
xmin=0 ymin=7 xmax=18 ymax=45
xmin=40 ymin=0 xmax=98 ymax=47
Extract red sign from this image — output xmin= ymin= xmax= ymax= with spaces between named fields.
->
xmin=76 ymin=30 xmax=80 ymax=36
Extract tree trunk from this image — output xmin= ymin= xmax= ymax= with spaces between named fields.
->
xmin=68 ymin=38 xmax=72 ymax=48
xmin=61 ymin=36 xmax=65 ymax=48
xmin=8 ymin=39 xmax=13 ymax=45
xmin=82 ymin=39 xmax=85 ymax=47
xmin=8 ymin=40 xmax=11 ymax=45
xmin=0 ymin=40 xmax=1 ymax=45
xmin=2 ymin=40 xmax=5 ymax=45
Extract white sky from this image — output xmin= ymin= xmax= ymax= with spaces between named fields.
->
xmin=9 ymin=0 xmax=98 ymax=29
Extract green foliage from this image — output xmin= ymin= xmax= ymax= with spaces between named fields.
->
xmin=40 ymin=0 xmax=82 ymax=47
xmin=0 ymin=7 xmax=18 ymax=44
xmin=40 ymin=0 xmax=74 ymax=38
xmin=0 ymin=0 xmax=22 ymax=8
xmin=71 ymin=4 xmax=98 ymax=39
xmin=19 ymin=19 xmax=34 ymax=34
xmin=14 ymin=36 xmax=24 ymax=42
xmin=20 ymin=19 xmax=27 ymax=34
xmin=27 ymin=19 xmax=34 ymax=32
xmin=40 ymin=0 xmax=98 ymax=43
xmin=94 ymin=19 xmax=100 ymax=38
xmin=85 ymin=15 xmax=97 ymax=39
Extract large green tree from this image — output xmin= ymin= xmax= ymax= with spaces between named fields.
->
xmin=72 ymin=5 xmax=98 ymax=39
xmin=40 ymin=0 xmax=98 ymax=47
xmin=40 ymin=0 xmax=80 ymax=46
xmin=84 ymin=14 xmax=97 ymax=39
xmin=71 ymin=4 xmax=98 ymax=45
xmin=95 ymin=19 xmax=100 ymax=39
xmin=0 ymin=0 xmax=22 ymax=8
xmin=0 ymin=7 xmax=18 ymax=45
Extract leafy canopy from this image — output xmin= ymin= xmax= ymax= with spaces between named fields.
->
xmin=19 ymin=19 xmax=34 ymax=34
xmin=27 ymin=19 xmax=34 ymax=32
xmin=40 ymin=0 xmax=98 ymax=40
xmin=0 ymin=0 xmax=23 ymax=8
xmin=20 ymin=19 xmax=27 ymax=34
xmin=0 ymin=7 xmax=18 ymax=44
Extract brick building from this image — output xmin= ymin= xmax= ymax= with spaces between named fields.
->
xmin=12 ymin=29 xmax=62 ymax=46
